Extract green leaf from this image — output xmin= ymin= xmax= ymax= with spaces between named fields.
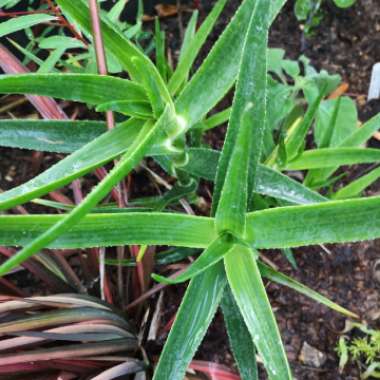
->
xmin=318 ymin=97 xmax=343 ymax=149
xmin=282 ymin=248 xmax=298 ymax=269
xmin=286 ymin=147 xmax=380 ymax=170
xmin=285 ymin=88 xmax=325 ymax=160
xmin=246 ymin=195 xmax=380 ymax=248
xmin=0 ymin=14 xmax=56 ymax=38
xmin=178 ymin=10 xmax=198 ymax=64
xmin=314 ymin=97 xmax=357 ymax=148
xmin=154 ymin=18 xmax=168 ymax=82
xmin=256 ymin=166 xmax=326 ymax=204
xmin=343 ymin=113 xmax=380 ymax=148
xmin=333 ymin=0 xmax=356 ymax=8
xmin=152 ymin=234 xmax=234 ymax=284
xmin=0 ymin=120 xmax=106 ymax=153
xmin=215 ymin=0 xmax=270 ymax=236
xmin=38 ymin=47 xmax=66 ymax=73
xmin=332 ymin=166 xmax=380 ymax=200
xmin=258 ymin=262 xmax=357 ymax=318
xmin=152 ymin=263 xmax=226 ymax=380
xmin=96 ymin=100 xmax=152 ymax=118
xmin=0 ymin=212 xmax=215 ymax=249
xmin=0 ymin=74 xmax=147 ymax=106
xmin=294 ymin=0 xmax=314 ymax=21
xmin=201 ymin=108 xmax=231 ymax=131
xmin=225 ymin=245 xmax=292 ymax=380
xmin=39 ymin=36 xmax=85 ymax=50
xmin=182 ymin=148 xmax=326 ymax=204
xmin=168 ymin=0 xmax=227 ymax=95
xmin=221 ymin=287 xmax=258 ymax=380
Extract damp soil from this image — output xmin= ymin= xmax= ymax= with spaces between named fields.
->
xmin=1 ymin=1 xmax=380 ymax=379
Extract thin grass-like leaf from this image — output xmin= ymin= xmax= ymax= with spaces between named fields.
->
xmin=201 ymin=108 xmax=231 ymax=131
xmin=152 ymin=263 xmax=226 ymax=380
xmin=0 ymin=43 xmax=67 ymax=120
xmin=0 ymin=14 xmax=56 ymax=38
xmin=0 ymin=294 xmax=115 ymax=312
xmin=0 ymin=74 xmax=147 ymax=106
xmin=155 ymin=18 xmax=168 ymax=82
xmin=0 ymin=120 xmax=106 ymax=153
xmin=306 ymin=113 xmax=380 ymax=186
xmin=333 ymin=166 xmax=380 ymax=199
xmin=152 ymin=235 xmax=234 ymax=284
xmin=286 ymin=147 xmax=380 ymax=170
xmin=182 ymin=148 xmax=326 ymax=204
xmin=285 ymin=88 xmax=326 ymax=160
xmin=258 ymin=262 xmax=357 ymax=318
xmin=0 ymin=324 xmax=131 ymax=351
xmin=178 ymin=10 xmax=198 ymax=76
xmin=96 ymin=100 xmax=152 ymax=118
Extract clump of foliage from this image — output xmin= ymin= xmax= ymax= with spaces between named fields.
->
xmin=295 ymin=0 xmax=356 ymax=35
xmin=0 ymin=0 xmax=380 ymax=379
xmin=337 ymin=323 xmax=380 ymax=379
xmin=0 ymin=294 xmax=144 ymax=378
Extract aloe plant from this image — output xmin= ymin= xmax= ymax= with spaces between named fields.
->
xmin=0 ymin=0 xmax=379 ymax=378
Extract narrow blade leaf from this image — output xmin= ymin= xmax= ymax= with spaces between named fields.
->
xmin=152 ymin=235 xmax=234 ymax=284
xmin=286 ymin=147 xmax=380 ymax=170
xmin=258 ymin=262 xmax=357 ymax=318
xmin=0 ymin=120 xmax=106 ymax=153
xmin=215 ymin=0 xmax=270 ymax=236
xmin=152 ymin=263 xmax=227 ymax=380
xmin=0 ymin=74 xmax=147 ymax=105
xmin=225 ymin=245 xmax=292 ymax=380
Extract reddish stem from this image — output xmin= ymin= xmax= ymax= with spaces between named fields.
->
xmin=0 ymin=10 xmax=51 ymax=17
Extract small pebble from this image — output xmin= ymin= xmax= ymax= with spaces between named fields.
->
xmin=299 ymin=342 xmax=327 ymax=368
